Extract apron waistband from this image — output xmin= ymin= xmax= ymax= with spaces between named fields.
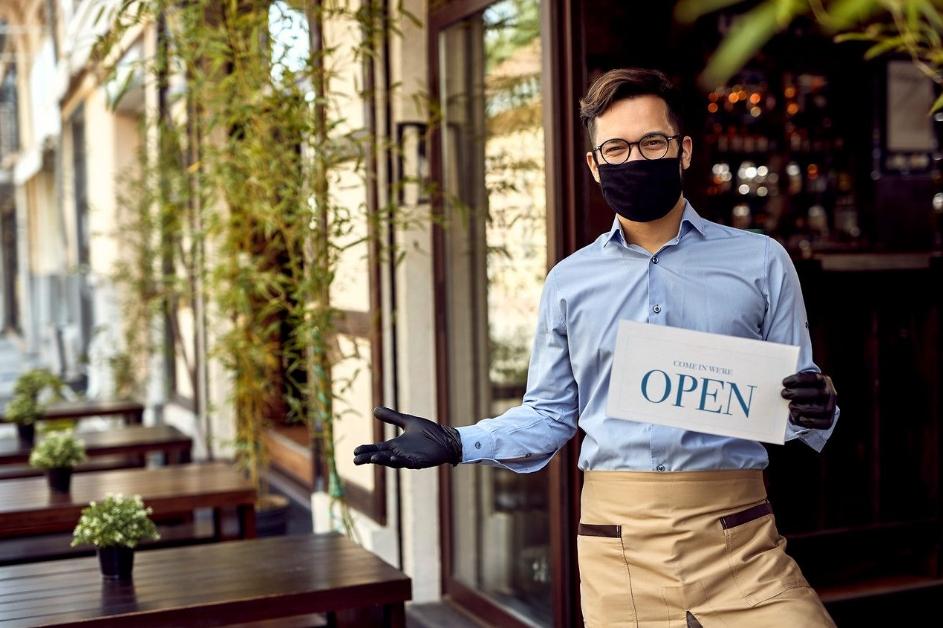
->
xmin=581 ymin=469 xmax=768 ymax=522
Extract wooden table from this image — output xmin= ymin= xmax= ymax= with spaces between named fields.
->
xmin=0 ymin=463 xmax=256 ymax=540
xmin=0 ymin=399 xmax=145 ymax=425
xmin=0 ymin=534 xmax=411 ymax=627
xmin=0 ymin=425 xmax=192 ymax=479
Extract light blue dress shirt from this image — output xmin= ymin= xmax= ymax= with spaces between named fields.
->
xmin=457 ymin=200 xmax=839 ymax=472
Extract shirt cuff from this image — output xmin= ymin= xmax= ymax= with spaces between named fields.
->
xmin=456 ymin=424 xmax=496 ymax=463
xmin=788 ymin=405 xmax=839 ymax=453
xmin=797 ymin=428 xmax=829 ymax=453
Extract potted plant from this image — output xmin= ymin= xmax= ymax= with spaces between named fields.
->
xmin=29 ymin=431 xmax=87 ymax=493
xmin=71 ymin=494 xmax=160 ymax=580
xmin=4 ymin=369 xmax=66 ymax=447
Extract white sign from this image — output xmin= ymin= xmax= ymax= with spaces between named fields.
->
xmin=606 ymin=321 xmax=800 ymax=445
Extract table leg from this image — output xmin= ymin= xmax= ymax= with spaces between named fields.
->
xmin=382 ymin=603 xmax=405 ymax=628
xmin=213 ymin=507 xmax=224 ymax=540
xmin=168 ymin=446 xmax=191 ymax=465
xmin=237 ymin=503 xmax=257 ymax=539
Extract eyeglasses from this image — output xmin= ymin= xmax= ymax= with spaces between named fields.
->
xmin=593 ymin=133 xmax=681 ymax=165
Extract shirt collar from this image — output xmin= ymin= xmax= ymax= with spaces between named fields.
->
xmin=602 ymin=199 xmax=706 ymax=249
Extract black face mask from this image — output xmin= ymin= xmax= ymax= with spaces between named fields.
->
xmin=597 ymin=157 xmax=683 ymax=222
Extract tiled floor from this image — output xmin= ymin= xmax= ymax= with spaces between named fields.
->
xmin=406 ymin=601 xmax=487 ymax=628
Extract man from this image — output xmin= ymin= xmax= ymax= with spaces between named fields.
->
xmin=354 ymin=68 xmax=839 ymax=627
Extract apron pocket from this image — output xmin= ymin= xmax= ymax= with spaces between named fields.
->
xmin=577 ymin=524 xmax=636 ymax=627
xmin=721 ymin=501 xmax=804 ymax=606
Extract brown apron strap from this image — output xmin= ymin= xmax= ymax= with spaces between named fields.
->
xmin=720 ymin=501 xmax=772 ymax=530
xmin=578 ymin=523 xmax=622 ymax=538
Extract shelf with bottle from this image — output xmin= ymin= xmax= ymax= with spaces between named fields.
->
xmin=699 ymin=69 xmax=864 ymax=252
xmin=703 ymin=77 xmax=779 ymax=155
xmin=706 ymin=160 xmax=779 ymax=198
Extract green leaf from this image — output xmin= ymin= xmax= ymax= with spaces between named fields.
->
xmin=924 ymin=22 xmax=942 ymax=48
xmin=93 ymin=4 xmax=107 ymax=27
xmin=930 ymin=90 xmax=943 ymax=113
xmin=825 ymin=0 xmax=884 ymax=29
xmin=918 ymin=0 xmax=943 ymax=30
xmin=775 ymin=0 xmax=803 ymax=25
xmin=834 ymin=31 xmax=881 ymax=42
xmin=674 ymin=0 xmax=747 ymax=24
xmin=699 ymin=1 xmax=781 ymax=89
xmin=107 ymin=69 xmax=136 ymax=112
xmin=907 ymin=0 xmax=921 ymax=29
xmin=864 ymin=35 xmax=907 ymax=59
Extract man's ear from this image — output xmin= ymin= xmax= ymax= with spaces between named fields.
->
xmin=586 ymin=151 xmax=600 ymax=183
xmin=681 ymin=136 xmax=693 ymax=170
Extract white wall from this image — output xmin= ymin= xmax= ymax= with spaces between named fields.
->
xmin=313 ymin=0 xmax=446 ymax=604
xmin=28 ymin=37 xmax=60 ymax=147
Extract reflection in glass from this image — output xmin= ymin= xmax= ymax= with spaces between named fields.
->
xmin=440 ymin=0 xmax=550 ymax=624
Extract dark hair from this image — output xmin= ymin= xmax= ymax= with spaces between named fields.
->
xmin=579 ymin=68 xmax=684 ymax=146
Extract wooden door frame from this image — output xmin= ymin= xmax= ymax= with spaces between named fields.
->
xmin=428 ymin=0 xmax=585 ymax=625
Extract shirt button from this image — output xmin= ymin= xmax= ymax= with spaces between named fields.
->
xmin=475 ymin=441 xmax=481 ymax=449
xmin=653 ymin=304 xmax=662 ymax=314
xmin=651 ymin=256 xmax=659 ymax=264
xmin=656 ymin=464 xmax=666 ymax=472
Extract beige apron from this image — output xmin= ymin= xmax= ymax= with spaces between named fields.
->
xmin=578 ymin=470 xmax=835 ymax=627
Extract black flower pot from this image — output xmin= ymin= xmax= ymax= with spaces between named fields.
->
xmin=256 ymin=494 xmax=290 ymax=537
xmin=46 ymin=467 xmax=73 ymax=493
xmin=16 ymin=423 xmax=35 ymax=448
xmin=98 ymin=546 xmax=135 ymax=580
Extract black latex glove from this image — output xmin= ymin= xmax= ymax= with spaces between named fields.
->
xmin=781 ymin=371 xmax=838 ymax=430
xmin=352 ymin=406 xmax=463 ymax=469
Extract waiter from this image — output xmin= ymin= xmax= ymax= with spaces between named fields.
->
xmin=354 ymin=68 xmax=839 ymax=627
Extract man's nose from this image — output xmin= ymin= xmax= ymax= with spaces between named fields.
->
xmin=626 ymin=145 xmax=645 ymax=162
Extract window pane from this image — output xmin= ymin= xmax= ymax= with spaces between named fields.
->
xmin=440 ymin=0 xmax=550 ymax=624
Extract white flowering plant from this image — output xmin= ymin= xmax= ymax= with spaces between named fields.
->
xmin=71 ymin=494 xmax=160 ymax=549
xmin=28 ymin=432 xmax=87 ymax=469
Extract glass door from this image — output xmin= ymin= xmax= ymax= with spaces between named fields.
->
xmin=432 ymin=1 xmax=558 ymax=625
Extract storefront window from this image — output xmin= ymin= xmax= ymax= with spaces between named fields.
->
xmin=439 ymin=0 xmax=551 ymax=624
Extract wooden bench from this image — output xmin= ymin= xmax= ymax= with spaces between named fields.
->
xmin=0 ymin=513 xmax=241 ymax=567
xmin=0 ymin=463 xmax=256 ymax=540
xmin=0 ymin=399 xmax=145 ymax=426
xmin=0 ymin=425 xmax=192 ymax=479
xmin=0 ymin=533 xmax=411 ymax=627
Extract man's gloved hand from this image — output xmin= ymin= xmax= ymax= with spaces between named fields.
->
xmin=352 ymin=406 xmax=463 ymax=469
xmin=781 ymin=371 xmax=838 ymax=430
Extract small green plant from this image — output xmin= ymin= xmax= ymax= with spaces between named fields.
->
xmin=72 ymin=494 xmax=160 ymax=549
xmin=28 ymin=432 xmax=87 ymax=469
xmin=4 ymin=369 xmax=66 ymax=426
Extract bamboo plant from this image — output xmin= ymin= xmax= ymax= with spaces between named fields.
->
xmin=95 ymin=0 xmax=428 ymax=533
